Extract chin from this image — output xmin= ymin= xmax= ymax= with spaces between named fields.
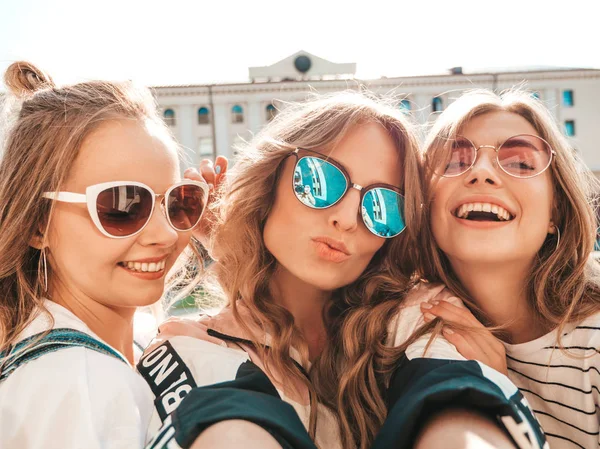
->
xmin=309 ymin=273 xmax=360 ymax=292
xmin=448 ymin=248 xmax=524 ymax=265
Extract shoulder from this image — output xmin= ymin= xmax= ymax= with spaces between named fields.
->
xmin=387 ymin=282 xmax=461 ymax=346
xmin=139 ymin=315 xmax=251 ymax=399
xmin=0 ymin=346 xmax=152 ymax=447
xmin=1 ymin=345 xmax=149 ymax=400
xmin=562 ymin=311 xmax=600 ymax=349
xmin=386 ymin=282 xmax=466 ymax=361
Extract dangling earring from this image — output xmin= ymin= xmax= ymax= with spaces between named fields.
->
xmin=41 ymin=248 xmax=48 ymax=292
xmin=554 ymin=226 xmax=561 ymax=251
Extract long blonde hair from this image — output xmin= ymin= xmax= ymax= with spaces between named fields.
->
xmin=420 ymin=88 xmax=600 ymax=335
xmin=0 ymin=61 xmax=186 ymax=356
xmin=207 ymin=91 xmax=424 ymax=448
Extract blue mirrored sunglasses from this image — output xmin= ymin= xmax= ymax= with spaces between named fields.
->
xmin=289 ymin=148 xmax=406 ymax=238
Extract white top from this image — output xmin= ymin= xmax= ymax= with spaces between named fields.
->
xmin=505 ymin=312 xmax=600 ymax=449
xmin=0 ymin=300 xmax=154 ymax=449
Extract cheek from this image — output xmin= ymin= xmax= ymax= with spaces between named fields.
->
xmin=47 ymin=210 xmax=129 ymax=278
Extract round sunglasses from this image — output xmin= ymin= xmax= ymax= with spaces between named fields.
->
xmin=289 ymin=148 xmax=406 ymax=238
xmin=439 ymin=134 xmax=555 ymax=178
xmin=43 ymin=180 xmax=208 ymax=238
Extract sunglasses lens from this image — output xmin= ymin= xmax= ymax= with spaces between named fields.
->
xmin=443 ymin=138 xmax=476 ymax=176
xmin=96 ymin=185 xmax=153 ymax=237
xmin=167 ymin=184 xmax=206 ymax=231
xmin=361 ymin=188 xmax=406 ymax=238
xmin=498 ymin=135 xmax=552 ymax=177
xmin=293 ymin=157 xmax=347 ymax=208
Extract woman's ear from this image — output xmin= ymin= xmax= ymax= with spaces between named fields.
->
xmin=29 ymin=227 xmax=45 ymax=249
xmin=548 ymin=221 xmax=556 ymax=235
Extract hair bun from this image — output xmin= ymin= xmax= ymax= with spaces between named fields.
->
xmin=4 ymin=61 xmax=55 ymax=98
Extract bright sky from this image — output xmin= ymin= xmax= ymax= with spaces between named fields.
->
xmin=0 ymin=0 xmax=597 ymax=87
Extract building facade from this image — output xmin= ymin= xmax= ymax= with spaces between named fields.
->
xmin=154 ymin=52 xmax=600 ymax=176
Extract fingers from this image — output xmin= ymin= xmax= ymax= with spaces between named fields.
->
xmin=184 ymin=167 xmax=207 ymax=185
xmin=439 ymin=327 xmax=482 ymax=360
xmin=421 ymin=299 xmax=482 ymax=328
xmin=421 ymin=298 xmax=508 ymax=374
xmin=214 ymin=156 xmax=228 ymax=186
xmin=196 ymin=157 xmax=229 ymax=191
xmin=199 ymin=159 xmax=216 ymax=190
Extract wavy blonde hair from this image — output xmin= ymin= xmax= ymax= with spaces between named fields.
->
xmin=420 ymin=88 xmax=600 ymax=336
xmin=0 ymin=61 xmax=196 ymax=358
xmin=207 ymin=91 xmax=425 ymax=448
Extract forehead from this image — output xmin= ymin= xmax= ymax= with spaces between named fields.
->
xmin=459 ymin=111 xmax=540 ymax=145
xmin=326 ymin=122 xmax=403 ymax=186
xmin=67 ymin=119 xmax=180 ymax=192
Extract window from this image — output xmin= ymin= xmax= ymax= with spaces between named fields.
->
xmin=198 ymin=107 xmax=210 ymax=125
xmin=231 ymin=105 xmax=244 ymax=124
xmin=198 ymin=137 xmax=213 ymax=158
xmin=399 ymin=99 xmax=411 ymax=112
xmin=432 ymin=97 xmax=443 ymax=112
xmin=266 ymin=103 xmax=277 ymax=121
xmin=163 ymin=109 xmax=176 ymax=126
xmin=563 ymin=90 xmax=574 ymax=107
xmin=565 ymin=120 xmax=575 ymax=137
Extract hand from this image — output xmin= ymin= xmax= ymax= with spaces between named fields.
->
xmin=145 ymin=315 xmax=225 ymax=354
xmin=420 ymin=295 xmax=508 ymax=376
xmin=185 ymin=156 xmax=228 ymax=247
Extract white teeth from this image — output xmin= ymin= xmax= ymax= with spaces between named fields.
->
xmin=121 ymin=259 xmax=167 ymax=273
xmin=454 ymin=202 xmax=513 ymax=221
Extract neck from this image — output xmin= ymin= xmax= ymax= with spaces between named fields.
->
xmin=450 ymin=258 xmax=546 ymax=344
xmin=49 ymin=281 xmax=136 ymax=364
xmin=270 ymin=268 xmax=330 ymax=361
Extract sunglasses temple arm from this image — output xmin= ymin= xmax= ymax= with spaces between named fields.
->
xmin=42 ymin=192 xmax=87 ymax=203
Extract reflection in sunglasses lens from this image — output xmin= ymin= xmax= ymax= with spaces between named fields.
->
xmin=361 ymin=188 xmax=405 ymax=237
xmin=96 ymin=185 xmax=153 ymax=237
xmin=168 ymin=185 xmax=206 ymax=230
xmin=293 ymin=157 xmax=347 ymax=208
xmin=498 ymin=136 xmax=551 ymax=177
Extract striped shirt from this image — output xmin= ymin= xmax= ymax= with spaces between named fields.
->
xmin=504 ymin=313 xmax=600 ymax=449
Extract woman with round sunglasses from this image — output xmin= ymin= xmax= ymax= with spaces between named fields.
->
xmin=0 ymin=62 xmax=208 ymax=449
xmin=418 ymin=89 xmax=600 ymax=449
xmin=140 ymin=92 xmax=544 ymax=449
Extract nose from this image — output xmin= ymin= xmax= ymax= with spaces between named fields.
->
xmin=137 ymin=199 xmax=180 ymax=247
xmin=464 ymin=146 xmax=503 ymax=187
xmin=328 ymin=187 xmax=360 ymax=233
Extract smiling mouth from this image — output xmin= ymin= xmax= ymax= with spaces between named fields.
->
xmin=117 ymin=259 xmax=167 ymax=273
xmin=453 ymin=202 xmax=515 ymax=222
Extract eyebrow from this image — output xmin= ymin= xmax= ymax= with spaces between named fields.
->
xmin=501 ymin=138 xmax=541 ymax=151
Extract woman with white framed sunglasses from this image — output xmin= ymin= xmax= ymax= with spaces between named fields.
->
xmin=0 ymin=62 xmax=208 ymax=449
xmin=418 ymin=89 xmax=600 ymax=449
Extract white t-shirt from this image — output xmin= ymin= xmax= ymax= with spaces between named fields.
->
xmin=0 ymin=300 xmax=154 ymax=449
xmin=504 ymin=312 xmax=600 ymax=449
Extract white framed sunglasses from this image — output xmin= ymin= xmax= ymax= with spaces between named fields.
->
xmin=43 ymin=180 xmax=209 ymax=239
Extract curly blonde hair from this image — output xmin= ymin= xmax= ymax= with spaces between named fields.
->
xmin=205 ymin=91 xmax=426 ymax=448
